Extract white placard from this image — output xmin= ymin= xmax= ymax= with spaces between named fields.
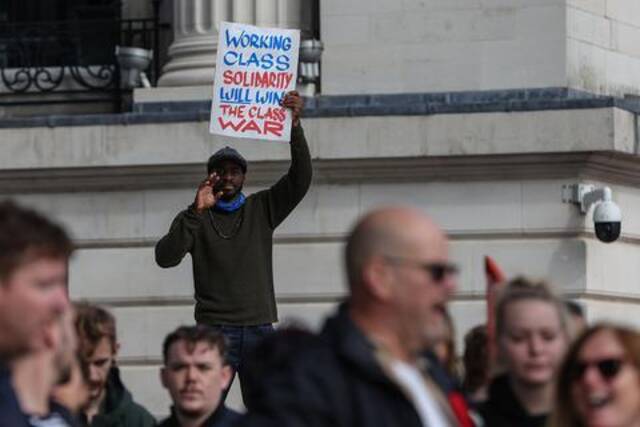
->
xmin=209 ymin=21 xmax=300 ymax=142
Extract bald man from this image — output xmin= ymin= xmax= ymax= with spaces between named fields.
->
xmin=239 ymin=207 xmax=463 ymax=427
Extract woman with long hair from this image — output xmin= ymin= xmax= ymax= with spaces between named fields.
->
xmin=549 ymin=323 xmax=640 ymax=427
xmin=479 ymin=277 xmax=570 ymax=427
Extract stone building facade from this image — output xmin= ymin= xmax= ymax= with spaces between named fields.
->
xmin=2 ymin=0 xmax=640 ymax=416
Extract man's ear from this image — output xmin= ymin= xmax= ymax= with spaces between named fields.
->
xmin=113 ymin=342 xmax=121 ymax=357
xmin=361 ymin=255 xmax=393 ymax=302
xmin=220 ymin=365 xmax=233 ymax=390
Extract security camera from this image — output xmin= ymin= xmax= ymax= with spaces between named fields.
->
xmin=593 ymin=197 xmax=622 ymax=243
xmin=562 ymin=184 xmax=622 ymax=243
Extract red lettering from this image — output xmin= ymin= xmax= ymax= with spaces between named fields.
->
xmin=217 ymin=117 xmax=246 ymax=132
xmin=242 ymin=120 xmax=262 ymax=134
xmin=222 ymin=70 xmax=233 ymax=85
xmin=233 ymin=71 xmax=244 ymax=86
xmin=218 ymin=117 xmax=285 ymax=137
xmin=263 ymin=120 xmax=284 ymax=137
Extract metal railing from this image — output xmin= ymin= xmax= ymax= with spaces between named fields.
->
xmin=0 ymin=17 xmax=168 ymax=107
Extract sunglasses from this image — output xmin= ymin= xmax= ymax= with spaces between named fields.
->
xmin=383 ymin=256 xmax=459 ymax=282
xmin=572 ymin=358 xmax=625 ymax=382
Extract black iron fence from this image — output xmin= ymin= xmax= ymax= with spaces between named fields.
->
xmin=0 ymin=17 xmax=167 ymax=99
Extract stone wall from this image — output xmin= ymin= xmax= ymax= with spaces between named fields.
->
xmin=321 ymin=0 xmax=567 ymax=94
xmin=567 ymin=0 xmax=640 ymax=95
xmin=321 ymin=0 xmax=640 ymax=96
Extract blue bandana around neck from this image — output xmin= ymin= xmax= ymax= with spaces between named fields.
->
xmin=214 ymin=193 xmax=246 ymax=212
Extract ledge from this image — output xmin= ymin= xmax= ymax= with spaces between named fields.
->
xmin=2 ymin=87 xmax=640 ymax=129
xmin=2 ymin=151 xmax=640 ymax=194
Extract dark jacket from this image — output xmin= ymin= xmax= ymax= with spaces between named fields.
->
xmin=82 ymin=367 xmax=156 ymax=427
xmin=478 ymin=374 xmax=547 ymax=427
xmin=238 ymin=304 xmax=456 ymax=427
xmin=158 ymin=405 xmax=240 ymax=427
xmin=155 ymin=125 xmax=312 ymax=326
xmin=0 ymin=365 xmax=80 ymax=427
xmin=0 ymin=364 xmax=29 ymax=427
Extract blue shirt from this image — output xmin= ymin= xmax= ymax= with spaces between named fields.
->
xmin=0 ymin=364 xmax=30 ymax=427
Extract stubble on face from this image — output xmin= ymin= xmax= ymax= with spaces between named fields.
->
xmin=85 ymin=337 xmax=115 ymax=402
xmin=381 ymin=209 xmax=455 ymax=357
xmin=162 ymin=341 xmax=229 ymax=419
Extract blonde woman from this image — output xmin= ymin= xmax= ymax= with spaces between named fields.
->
xmin=479 ymin=277 xmax=570 ymax=427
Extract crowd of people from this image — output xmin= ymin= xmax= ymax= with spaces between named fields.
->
xmin=1 ymin=92 xmax=640 ymax=427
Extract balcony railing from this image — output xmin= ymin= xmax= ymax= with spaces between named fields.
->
xmin=0 ymin=17 xmax=168 ymax=111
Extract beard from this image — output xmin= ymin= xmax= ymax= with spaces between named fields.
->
xmin=218 ymin=185 xmax=243 ymax=202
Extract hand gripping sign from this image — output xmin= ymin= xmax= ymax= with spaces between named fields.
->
xmin=209 ymin=22 xmax=300 ymax=142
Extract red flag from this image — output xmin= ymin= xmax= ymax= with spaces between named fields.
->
xmin=448 ymin=391 xmax=476 ymax=427
xmin=485 ymin=256 xmax=506 ymax=373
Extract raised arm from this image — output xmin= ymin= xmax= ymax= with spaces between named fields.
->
xmin=264 ymin=91 xmax=313 ymax=228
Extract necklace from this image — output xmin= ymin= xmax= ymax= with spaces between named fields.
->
xmin=208 ymin=206 xmax=244 ymax=239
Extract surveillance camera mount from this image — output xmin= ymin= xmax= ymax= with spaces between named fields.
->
xmin=562 ymin=183 xmax=613 ymax=214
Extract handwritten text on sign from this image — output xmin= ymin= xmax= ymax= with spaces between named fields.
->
xmin=210 ymin=22 xmax=300 ymax=142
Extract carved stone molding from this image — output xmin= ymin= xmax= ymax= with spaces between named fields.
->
xmin=2 ymin=151 xmax=640 ymax=194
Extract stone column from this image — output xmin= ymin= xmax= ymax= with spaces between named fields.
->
xmin=158 ymin=0 xmax=304 ymax=87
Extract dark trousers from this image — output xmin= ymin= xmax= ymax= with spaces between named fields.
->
xmin=210 ymin=324 xmax=274 ymax=404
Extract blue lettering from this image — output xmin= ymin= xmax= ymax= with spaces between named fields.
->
xmin=246 ymin=52 xmax=261 ymax=67
xmin=223 ymin=51 xmax=239 ymax=66
xmin=224 ymin=29 xmax=242 ymax=48
xmin=241 ymin=32 xmax=251 ymax=47
xmin=260 ymin=53 xmax=274 ymax=70
xmin=223 ymin=27 xmax=293 ymax=52
xmin=282 ymin=37 xmax=292 ymax=51
xmin=255 ymin=90 xmax=284 ymax=106
xmin=275 ymin=55 xmax=290 ymax=71
xmin=219 ymin=87 xmax=253 ymax=104
xmin=250 ymin=33 xmax=259 ymax=48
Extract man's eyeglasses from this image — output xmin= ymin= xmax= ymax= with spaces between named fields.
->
xmin=572 ymin=358 xmax=626 ymax=382
xmin=383 ymin=256 xmax=459 ymax=282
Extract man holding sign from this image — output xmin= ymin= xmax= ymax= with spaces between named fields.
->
xmin=155 ymin=90 xmax=311 ymax=402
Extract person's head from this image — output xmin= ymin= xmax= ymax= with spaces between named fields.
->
xmin=242 ymin=325 xmax=317 ymax=411
xmin=495 ymin=277 xmax=569 ymax=388
xmin=207 ymin=147 xmax=247 ymax=201
xmin=0 ymin=200 xmax=73 ymax=359
xmin=463 ymin=324 xmax=489 ymax=402
xmin=551 ymin=324 xmax=640 ymax=427
xmin=345 ymin=207 xmax=458 ymax=359
xmin=161 ymin=325 xmax=232 ymax=421
xmin=74 ymin=302 xmax=118 ymax=402
xmin=565 ymin=300 xmax=588 ymax=336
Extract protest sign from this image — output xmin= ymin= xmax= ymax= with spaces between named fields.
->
xmin=209 ymin=21 xmax=300 ymax=142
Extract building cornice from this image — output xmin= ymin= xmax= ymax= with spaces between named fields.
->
xmin=1 ymin=151 xmax=639 ymax=194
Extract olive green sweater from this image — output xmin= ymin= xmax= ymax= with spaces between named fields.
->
xmin=155 ymin=125 xmax=312 ymax=325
